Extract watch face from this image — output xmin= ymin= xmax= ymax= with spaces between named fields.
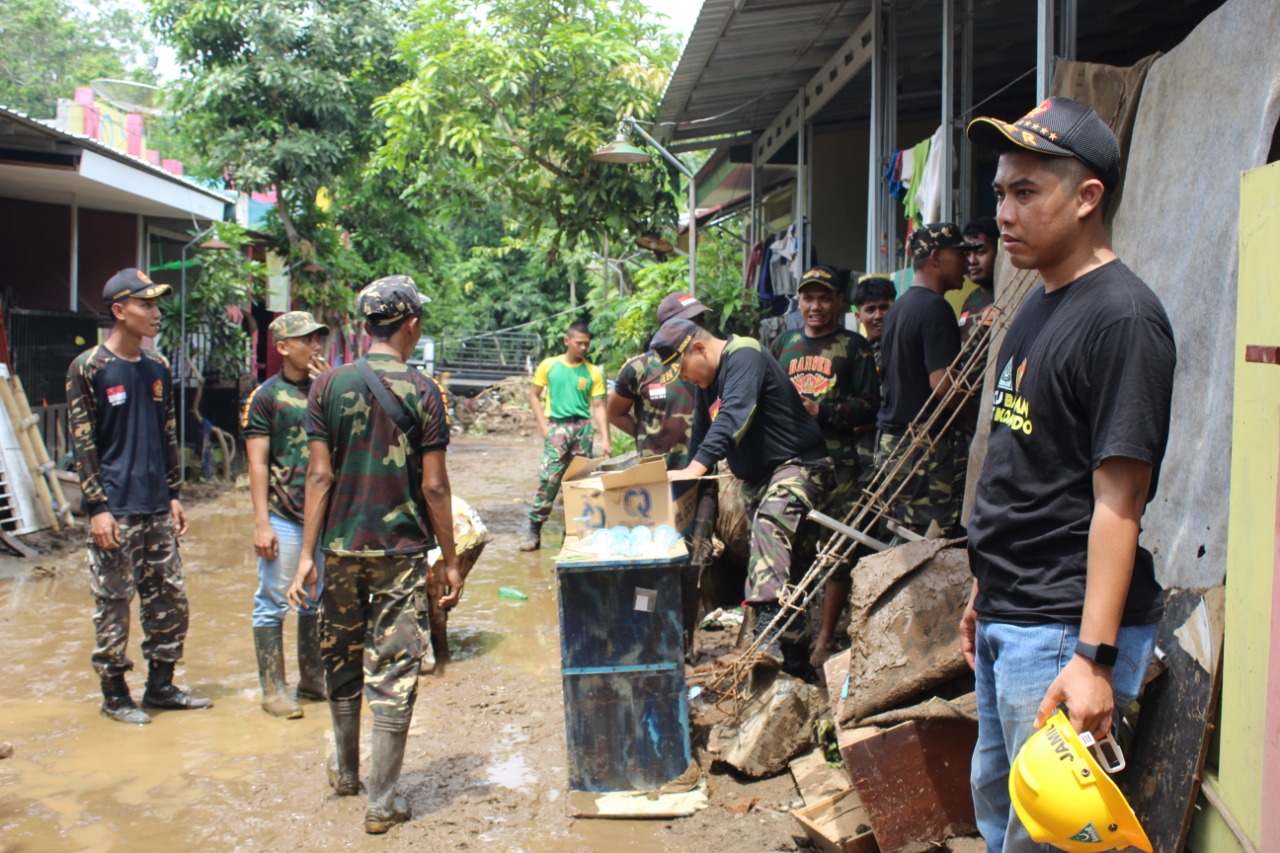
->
xmin=1095 ymin=643 xmax=1120 ymax=668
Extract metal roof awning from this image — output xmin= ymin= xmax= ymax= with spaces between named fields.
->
xmin=0 ymin=106 xmax=233 ymax=221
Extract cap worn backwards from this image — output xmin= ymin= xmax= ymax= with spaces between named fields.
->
xmin=358 ymin=274 xmax=431 ymax=325
xmin=966 ymin=96 xmax=1121 ymax=191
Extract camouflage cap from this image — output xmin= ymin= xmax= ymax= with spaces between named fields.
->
xmin=103 ymin=268 xmax=172 ymax=303
xmin=268 ymin=310 xmax=328 ymax=340
xmin=648 ymin=317 xmax=700 ymax=376
xmin=357 ymin=275 xmax=431 ymax=325
xmin=908 ymin=223 xmax=982 ymax=261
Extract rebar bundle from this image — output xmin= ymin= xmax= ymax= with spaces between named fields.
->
xmin=708 ymin=267 xmax=1043 ymax=712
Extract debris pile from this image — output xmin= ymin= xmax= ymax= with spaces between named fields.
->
xmin=450 ymin=377 xmax=538 ymax=437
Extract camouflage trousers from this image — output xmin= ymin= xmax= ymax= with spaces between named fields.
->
xmin=742 ymin=456 xmax=835 ymax=603
xmin=87 ymin=512 xmax=188 ymax=679
xmin=320 ymin=552 xmax=426 ymax=720
xmin=529 ymin=418 xmax=594 ymax=526
xmin=797 ymin=461 xmax=863 ymax=585
xmin=875 ymin=430 xmax=962 ymax=541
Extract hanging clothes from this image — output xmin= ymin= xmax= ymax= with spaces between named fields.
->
xmin=912 ymin=124 xmax=949 ymax=225
xmin=902 ymin=135 xmax=932 ymax=224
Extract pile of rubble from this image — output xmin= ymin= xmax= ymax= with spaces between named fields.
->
xmin=692 ymin=538 xmax=980 ymax=853
xmin=450 ymin=376 xmax=538 ymax=437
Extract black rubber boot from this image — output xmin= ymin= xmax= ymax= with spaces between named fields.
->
xmin=254 ymin=625 xmax=302 ymax=719
xmin=295 ymin=614 xmax=328 ymax=701
xmin=327 ymin=696 xmax=362 ymax=796
xmin=364 ymin=716 xmax=412 ymax=834
xmin=516 ymin=519 xmax=542 ymax=552
xmin=101 ymin=674 xmax=151 ymax=725
xmin=141 ymin=661 xmax=213 ymax=710
xmin=747 ymin=601 xmax=785 ymax=669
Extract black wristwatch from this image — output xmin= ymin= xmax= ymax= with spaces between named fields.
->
xmin=1075 ymin=640 xmax=1119 ymax=668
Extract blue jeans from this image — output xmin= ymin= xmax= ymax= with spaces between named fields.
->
xmin=970 ymin=619 xmax=1158 ymax=853
xmin=253 ymin=515 xmax=324 ymax=627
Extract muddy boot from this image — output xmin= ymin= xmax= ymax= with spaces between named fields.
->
xmin=295 ymin=614 xmax=328 ymax=701
xmin=254 ymin=625 xmax=302 ymax=719
xmin=516 ymin=519 xmax=541 ymax=552
xmin=747 ymin=601 xmax=785 ymax=670
xmin=141 ymin=661 xmax=213 ymax=710
xmin=364 ymin=716 xmax=412 ymax=834
xmin=327 ymin=696 xmax=362 ymax=796
xmin=100 ymin=674 xmax=151 ymax=725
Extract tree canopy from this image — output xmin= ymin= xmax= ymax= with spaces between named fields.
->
xmin=372 ymin=0 xmax=682 ymax=263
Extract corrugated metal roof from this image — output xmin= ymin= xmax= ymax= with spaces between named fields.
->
xmin=0 ymin=104 xmax=234 ymax=205
xmin=658 ymin=0 xmax=1230 ymax=154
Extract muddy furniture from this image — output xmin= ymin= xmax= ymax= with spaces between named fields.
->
xmin=555 ymin=541 xmax=691 ymax=792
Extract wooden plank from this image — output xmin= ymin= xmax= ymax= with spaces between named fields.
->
xmin=791 ymin=748 xmax=852 ymax=806
xmin=840 ymin=720 xmax=977 ymax=853
xmin=792 ymin=787 xmax=880 ymax=853
xmin=0 ymin=531 xmax=37 ymax=558
xmin=1116 ymin=587 xmax=1226 ymax=853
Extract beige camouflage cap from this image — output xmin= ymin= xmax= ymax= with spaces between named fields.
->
xmin=358 ymin=275 xmax=431 ymax=325
xmin=268 ymin=310 xmax=328 ymax=340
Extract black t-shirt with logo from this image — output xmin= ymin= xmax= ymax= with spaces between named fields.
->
xmin=968 ymin=260 xmax=1176 ymax=625
xmin=876 ymin=285 xmax=961 ymax=433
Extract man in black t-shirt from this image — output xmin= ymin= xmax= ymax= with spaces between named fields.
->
xmin=962 ymin=98 xmax=1176 ymax=851
xmin=651 ymin=318 xmax=833 ymax=669
xmin=67 ymin=268 xmax=212 ymax=725
xmin=875 ymin=223 xmax=979 ymax=539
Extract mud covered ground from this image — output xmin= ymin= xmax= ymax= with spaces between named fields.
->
xmin=0 ymin=436 xmax=819 ymax=852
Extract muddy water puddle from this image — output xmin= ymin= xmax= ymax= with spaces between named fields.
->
xmin=0 ymin=438 xmax=676 ymax=851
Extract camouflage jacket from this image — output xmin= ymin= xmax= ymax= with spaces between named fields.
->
xmin=242 ymin=372 xmax=312 ymax=525
xmin=66 ymin=345 xmax=180 ymax=516
xmin=613 ymin=351 xmax=695 ymax=469
xmin=305 ymin=353 xmax=450 ymax=557
xmin=770 ymin=328 xmax=881 ymax=465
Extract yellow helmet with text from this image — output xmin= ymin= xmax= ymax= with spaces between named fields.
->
xmin=1009 ymin=709 xmax=1152 ymax=852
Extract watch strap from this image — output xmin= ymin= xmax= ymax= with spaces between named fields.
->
xmin=1075 ymin=640 xmax=1119 ymax=668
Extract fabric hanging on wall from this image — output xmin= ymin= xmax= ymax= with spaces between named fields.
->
xmin=912 ymin=124 xmax=950 ymax=225
xmin=902 ymin=136 xmax=932 ymax=224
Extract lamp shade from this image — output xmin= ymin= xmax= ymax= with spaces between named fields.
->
xmin=592 ymin=137 xmax=652 ymax=164
xmin=636 ymin=232 xmax=674 ymax=254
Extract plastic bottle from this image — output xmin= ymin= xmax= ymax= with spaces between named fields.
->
xmin=498 ymin=587 xmax=528 ymax=600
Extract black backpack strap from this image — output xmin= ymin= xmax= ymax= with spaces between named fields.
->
xmin=355 ymin=358 xmax=421 ymax=446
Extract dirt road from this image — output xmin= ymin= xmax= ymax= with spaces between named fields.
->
xmin=0 ymin=436 xmax=807 ymax=852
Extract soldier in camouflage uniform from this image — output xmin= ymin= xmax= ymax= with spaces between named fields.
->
xmin=607 ymin=292 xmax=705 ymax=469
xmin=287 ymin=275 xmax=460 ymax=835
xmin=242 ymin=310 xmax=330 ymax=719
xmin=517 ymin=321 xmax=610 ymax=551
xmin=875 ymin=224 xmax=981 ymax=540
xmin=652 ymin=318 xmax=833 ymax=670
xmin=770 ymin=267 xmax=881 ymax=667
xmin=67 ymin=268 xmax=212 ymax=725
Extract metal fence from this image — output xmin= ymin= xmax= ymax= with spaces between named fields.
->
xmin=7 ymin=308 xmax=105 ymax=408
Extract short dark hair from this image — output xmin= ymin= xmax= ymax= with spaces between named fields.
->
xmin=851 ymin=276 xmax=896 ymax=307
xmin=963 ymin=216 xmax=999 ymax=243
xmin=367 ymin=315 xmax=409 ymax=339
xmin=566 ymin=321 xmax=591 ymax=337
xmin=1040 ymin=154 xmax=1113 ymax=217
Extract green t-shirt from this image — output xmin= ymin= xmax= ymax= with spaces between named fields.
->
xmin=770 ymin=328 xmax=881 ymax=465
xmin=242 ymin=372 xmax=311 ymax=525
xmin=305 ymin=353 xmax=450 ymax=556
xmin=532 ymin=355 xmax=605 ymax=419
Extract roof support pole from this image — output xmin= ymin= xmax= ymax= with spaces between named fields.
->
xmin=797 ymin=87 xmax=807 ymax=273
xmin=1059 ymin=0 xmax=1077 ymax=61
xmin=866 ymin=0 xmax=895 ymax=273
xmin=959 ymin=0 xmax=974 ymax=224
xmin=1037 ymin=0 xmax=1055 ymax=102
xmin=69 ymin=194 xmax=79 ymax=311
xmin=941 ymin=0 xmax=955 ymax=222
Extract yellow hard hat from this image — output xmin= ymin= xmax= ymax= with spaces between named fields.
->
xmin=1009 ymin=710 xmax=1152 ymax=852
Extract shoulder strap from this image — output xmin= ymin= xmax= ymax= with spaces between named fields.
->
xmin=355 ymin=358 xmax=421 ymax=446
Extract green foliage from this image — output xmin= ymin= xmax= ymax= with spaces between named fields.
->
xmin=0 ymin=0 xmax=156 ymax=117
xmin=160 ymin=222 xmax=266 ymax=381
xmin=587 ymin=227 xmax=760 ymax=375
xmin=372 ymin=0 xmax=681 ymax=261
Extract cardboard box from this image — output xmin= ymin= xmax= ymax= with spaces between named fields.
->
xmin=562 ymin=454 xmax=696 ymax=537
xmin=792 ymin=787 xmax=879 ymax=853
